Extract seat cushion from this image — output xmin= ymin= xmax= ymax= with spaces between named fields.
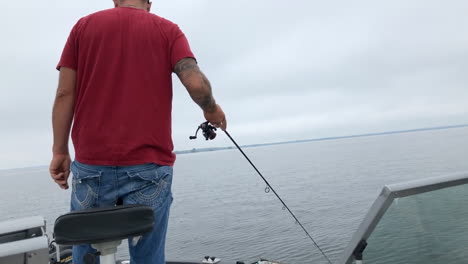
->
xmin=54 ymin=205 xmax=154 ymax=245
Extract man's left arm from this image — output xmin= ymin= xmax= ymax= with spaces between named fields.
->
xmin=50 ymin=67 xmax=76 ymax=190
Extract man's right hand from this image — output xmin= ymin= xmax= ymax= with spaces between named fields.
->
xmin=49 ymin=153 xmax=71 ymax=190
xmin=204 ymin=104 xmax=227 ymax=131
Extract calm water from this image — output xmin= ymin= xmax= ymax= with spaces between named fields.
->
xmin=1 ymin=127 xmax=467 ymax=264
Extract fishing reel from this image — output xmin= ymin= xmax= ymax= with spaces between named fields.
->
xmin=189 ymin=121 xmax=217 ymax=140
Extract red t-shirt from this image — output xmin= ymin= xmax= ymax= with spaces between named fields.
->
xmin=57 ymin=7 xmax=195 ymax=166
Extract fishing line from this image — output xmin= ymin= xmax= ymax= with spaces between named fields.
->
xmin=223 ymin=130 xmax=333 ymax=264
xmin=189 ymin=122 xmax=333 ymax=264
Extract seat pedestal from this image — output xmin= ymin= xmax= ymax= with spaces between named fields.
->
xmin=90 ymin=240 xmax=122 ymax=264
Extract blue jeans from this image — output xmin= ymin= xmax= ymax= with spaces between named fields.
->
xmin=70 ymin=160 xmax=173 ymax=264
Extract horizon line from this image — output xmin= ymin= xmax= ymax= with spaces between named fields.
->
xmin=175 ymin=123 xmax=468 ymax=154
xmin=1 ymin=123 xmax=467 ymax=171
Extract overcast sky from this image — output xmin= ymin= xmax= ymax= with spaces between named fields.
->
xmin=1 ymin=0 xmax=467 ymax=169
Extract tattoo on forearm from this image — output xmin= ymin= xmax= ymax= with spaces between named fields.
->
xmin=197 ymin=94 xmax=216 ymax=112
xmin=174 ymin=58 xmax=216 ymax=112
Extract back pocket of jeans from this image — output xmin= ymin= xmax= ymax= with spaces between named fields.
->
xmin=71 ymin=162 xmax=101 ymax=209
xmin=127 ymin=166 xmax=172 ymax=207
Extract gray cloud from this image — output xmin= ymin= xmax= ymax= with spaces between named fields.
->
xmin=1 ymin=0 xmax=467 ymax=169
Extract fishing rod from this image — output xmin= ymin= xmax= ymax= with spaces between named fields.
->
xmin=189 ymin=121 xmax=333 ymax=264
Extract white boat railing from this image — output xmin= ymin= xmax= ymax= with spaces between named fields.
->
xmin=0 ymin=216 xmax=49 ymax=264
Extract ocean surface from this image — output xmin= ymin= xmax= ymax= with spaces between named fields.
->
xmin=1 ymin=127 xmax=467 ymax=264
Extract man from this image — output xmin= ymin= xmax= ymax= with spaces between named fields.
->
xmin=49 ymin=0 xmax=227 ymax=263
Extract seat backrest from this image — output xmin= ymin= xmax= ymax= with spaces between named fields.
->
xmin=54 ymin=205 xmax=154 ymax=245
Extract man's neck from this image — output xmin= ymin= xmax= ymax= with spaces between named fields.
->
xmin=118 ymin=1 xmax=147 ymax=10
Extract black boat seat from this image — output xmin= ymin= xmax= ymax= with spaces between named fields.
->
xmin=54 ymin=205 xmax=154 ymax=245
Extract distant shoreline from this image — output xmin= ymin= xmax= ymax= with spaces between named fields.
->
xmin=175 ymin=124 xmax=468 ymax=155
xmin=1 ymin=124 xmax=467 ymax=171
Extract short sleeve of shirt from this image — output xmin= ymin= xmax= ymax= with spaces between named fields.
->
xmin=169 ymin=24 xmax=195 ymax=70
xmin=56 ymin=22 xmax=80 ymax=71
